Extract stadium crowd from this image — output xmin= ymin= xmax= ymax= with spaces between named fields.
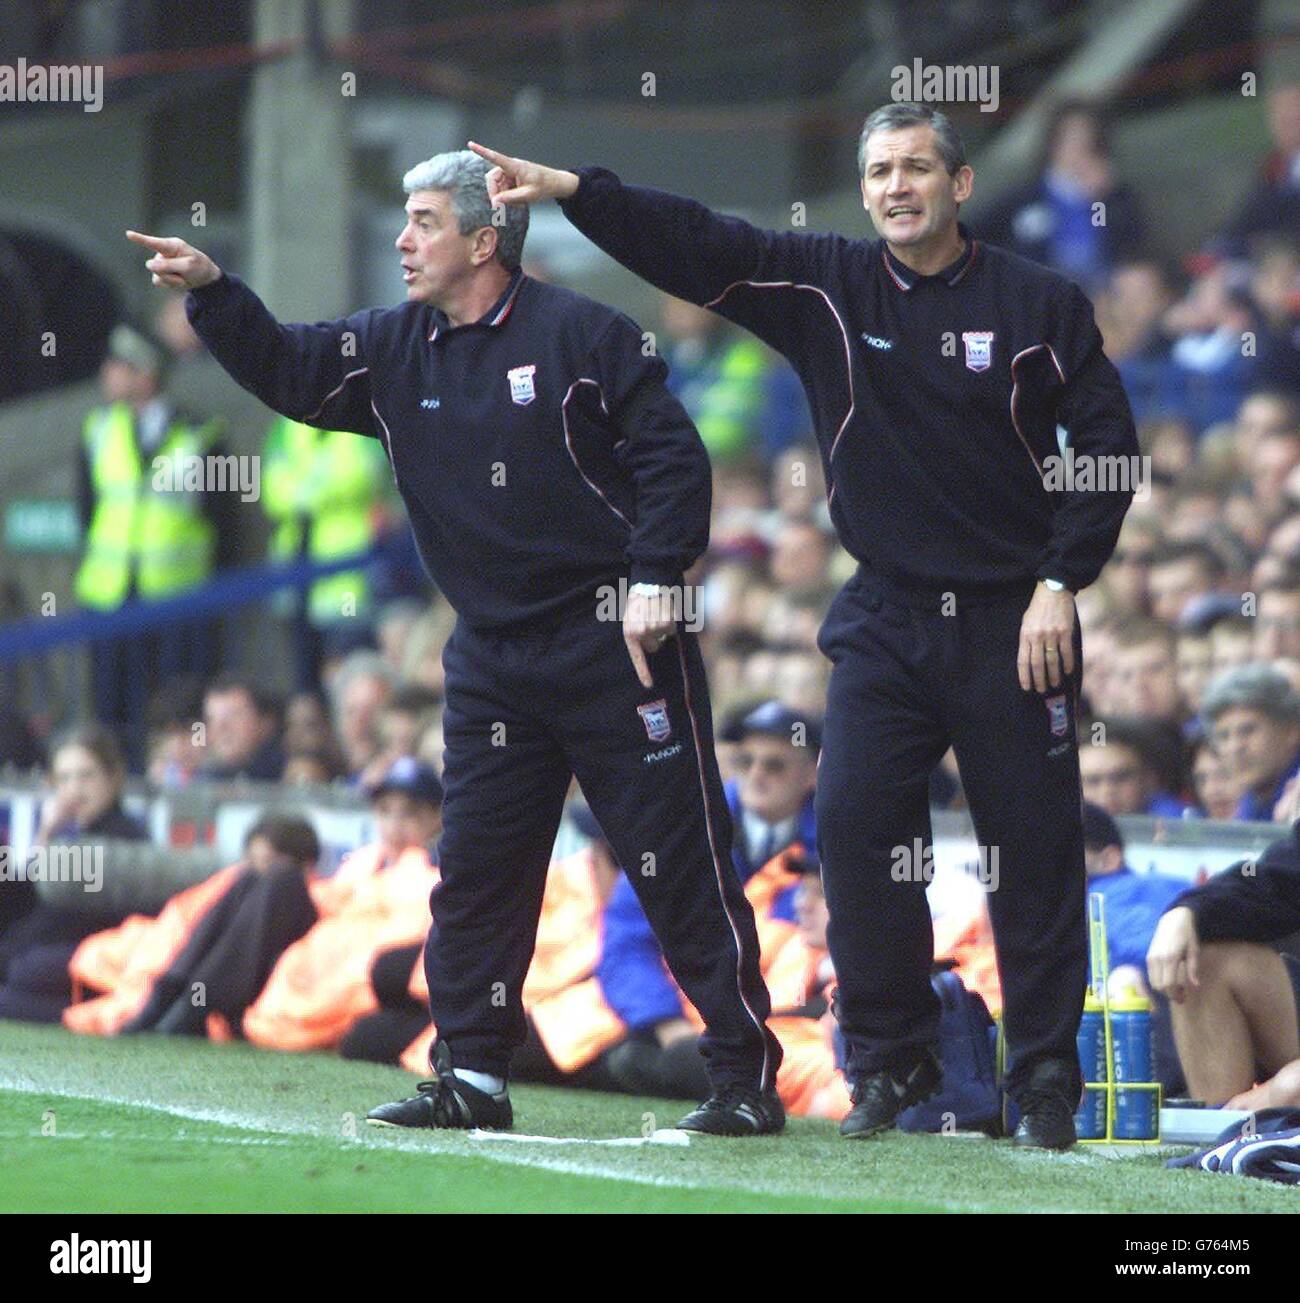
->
xmin=2 ymin=84 xmax=1300 ymax=1124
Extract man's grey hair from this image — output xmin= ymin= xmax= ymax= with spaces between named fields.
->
xmin=857 ymin=102 xmax=967 ymax=179
xmin=329 ymin=650 xmax=397 ymax=718
xmin=1201 ymin=663 xmax=1300 ymax=724
xmin=402 ymin=149 xmax=529 ymax=271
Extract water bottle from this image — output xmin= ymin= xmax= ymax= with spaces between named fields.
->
xmin=1110 ymin=988 xmax=1157 ymax=1140
xmin=1075 ymin=990 xmax=1107 ymax=1139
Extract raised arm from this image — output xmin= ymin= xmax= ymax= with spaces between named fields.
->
xmin=466 ymin=142 xmax=821 ymax=312
xmin=125 ymin=231 xmax=378 ymax=437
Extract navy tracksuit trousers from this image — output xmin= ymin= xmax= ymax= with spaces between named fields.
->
xmin=814 ymin=568 xmax=1087 ymax=1102
xmin=424 ymin=603 xmax=781 ymax=1092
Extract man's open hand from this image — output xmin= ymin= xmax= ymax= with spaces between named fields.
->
xmin=1146 ymin=906 xmax=1199 ymax=1003
xmin=466 ymin=142 xmax=579 ymax=206
xmin=1017 ymin=581 xmax=1077 ymax=693
xmin=126 ymin=230 xmax=221 ymax=290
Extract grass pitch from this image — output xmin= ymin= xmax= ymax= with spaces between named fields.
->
xmin=0 ymin=1022 xmax=1294 ymax=1214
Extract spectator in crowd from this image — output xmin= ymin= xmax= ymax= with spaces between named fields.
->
xmin=1102 ymin=516 xmax=1161 ymax=617
xmin=1208 ymin=614 xmax=1258 ymax=675
xmin=283 ymin=690 xmax=338 ymax=757
xmin=1255 ymin=577 xmax=1300 ymax=661
xmin=1107 ymin=619 xmax=1187 ymax=728
xmin=1217 ymin=83 xmax=1300 ymax=259
xmin=1146 ymin=817 xmax=1300 ymax=1108
xmin=657 ymin=293 xmax=775 ymax=464
xmin=328 ymin=651 xmax=396 ymax=780
xmin=1147 ymin=543 xmax=1225 ymax=626
xmin=1249 ymin=238 xmax=1300 ymax=392
xmin=1099 ymin=258 xmax=1178 ymax=425
xmin=1080 ymin=803 xmax=1189 ymax=997
xmin=283 ymin=749 xmax=346 ymax=785
xmin=981 ymin=99 xmax=1145 ymax=289
xmin=1249 ymin=424 xmax=1300 ymax=524
xmin=719 ymin=701 xmax=819 ymax=881
xmin=1189 ymin=736 xmax=1244 ymax=820
xmin=768 ymin=520 xmax=836 ymax=602
xmin=261 ymin=415 xmax=391 ymax=690
xmin=0 ymin=725 xmax=149 ymax=1020
xmin=357 ymin=684 xmax=442 ymax=788
xmin=1201 ymin=664 xmax=1300 ymax=821
xmin=769 ymin=444 xmax=828 ymax=527
xmin=76 ymin=326 xmax=235 ymax=767
xmin=1175 ymin=626 xmax=1215 ymax=721
xmin=375 ymin=599 xmax=428 ymax=679
xmin=1162 ymin=266 xmax=1257 ymax=434
xmin=199 ymin=677 xmax=285 ymax=782
xmin=396 ymin=598 xmax=458 ymax=695
xmin=1079 ymin=717 xmax=1189 ymax=818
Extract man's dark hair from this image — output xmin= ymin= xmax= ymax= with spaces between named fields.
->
xmin=388 ymin=684 xmax=443 ymax=717
xmin=205 ymin=674 xmax=282 ymax=724
xmin=1148 ymin=541 xmax=1226 ymax=582
xmin=244 ymin=812 xmax=320 ymax=866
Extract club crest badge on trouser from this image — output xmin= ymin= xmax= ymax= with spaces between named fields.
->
xmin=637 ymin=699 xmax=672 ymax=742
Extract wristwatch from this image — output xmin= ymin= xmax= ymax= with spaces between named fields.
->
xmin=1042 ymin=578 xmax=1071 ymax=593
xmin=629 ymin=582 xmax=666 ymax=598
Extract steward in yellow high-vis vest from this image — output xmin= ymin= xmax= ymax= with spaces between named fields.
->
xmin=75 ymin=401 xmax=222 ymax=610
xmin=261 ymin=417 xmax=388 ymax=627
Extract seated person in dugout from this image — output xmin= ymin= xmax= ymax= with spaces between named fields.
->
xmin=347 ymin=801 xmax=667 ymax=1094
xmin=0 ymin=724 xmax=149 ymax=1023
xmin=239 ymin=758 xmax=441 ymax=1051
xmin=63 ymin=814 xmax=320 ymax=1036
xmin=1146 ymin=816 xmax=1300 ymax=1109
xmin=120 ymin=816 xmax=322 ymax=1035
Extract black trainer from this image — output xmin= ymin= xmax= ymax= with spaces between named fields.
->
xmin=840 ymin=1048 xmax=942 ymax=1139
xmin=676 ymin=1087 xmax=785 ymax=1136
xmin=366 ymin=1044 xmax=513 ymax=1131
xmin=1011 ymin=1059 xmax=1077 ymax=1150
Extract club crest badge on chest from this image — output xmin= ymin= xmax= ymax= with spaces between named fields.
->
xmin=961 ymin=331 xmax=994 ymax=372
xmin=507 ymin=364 xmax=537 ymax=405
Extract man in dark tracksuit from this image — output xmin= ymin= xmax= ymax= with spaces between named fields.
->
xmin=125 ymin=149 xmax=783 ymax=1136
xmin=472 ymin=100 xmax=1139 ymax=1147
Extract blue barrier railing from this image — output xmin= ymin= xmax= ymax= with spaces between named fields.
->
xmin=0 ymin=548 xmax=382 ymax=663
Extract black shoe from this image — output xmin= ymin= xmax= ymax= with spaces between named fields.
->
xmin=1011 ymin=1060 xmax=1078 ymax=1150
xmin=366 ymin=1044 xmax=512 ymax=1131
xmin=840 ymin=1048 xmax=942 ymax=1139
xmin=676 ymin=1087 xmax=785 ymax=1136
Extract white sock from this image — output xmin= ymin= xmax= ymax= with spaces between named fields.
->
xmin=455 ymin=1068 xmax=505 ymax=1094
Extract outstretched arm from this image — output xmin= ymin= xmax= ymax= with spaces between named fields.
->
xmin=125 ymin=231 xmax=378 ymax=437
xmin=467 ymin=142 xmax=821 ymax=315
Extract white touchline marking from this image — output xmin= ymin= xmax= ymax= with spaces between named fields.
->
xmin=0 ymin=1079 xmax=718 ymax=1194
xmin=467 ymin=1128 xmax=691 ymax=1148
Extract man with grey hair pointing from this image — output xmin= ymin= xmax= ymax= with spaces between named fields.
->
xmin=126 ymin=149 xmax=784 ymax=1136
xmin=472 ymin=100 xmax=1140 ymax=1148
